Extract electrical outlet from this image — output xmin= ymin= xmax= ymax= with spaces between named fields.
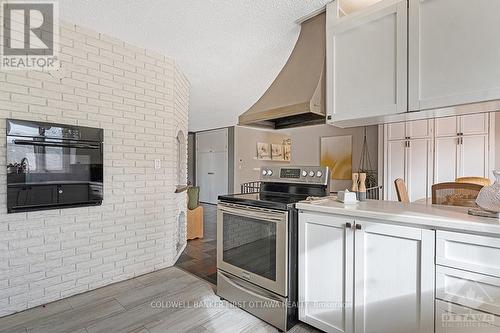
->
xmin=154 ymin=159 xmax=161 ymax=170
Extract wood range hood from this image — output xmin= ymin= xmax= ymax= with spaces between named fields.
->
xmin=238 ymin=13 xmax=326 ymax=129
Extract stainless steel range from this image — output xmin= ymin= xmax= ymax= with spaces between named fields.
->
xmin=217 ymin=166 xmax=329 ymax=331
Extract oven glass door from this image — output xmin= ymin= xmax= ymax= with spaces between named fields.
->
xmin=217 ymin=203 xmax=288 ymax=296
xmin=7 ymin=136 xmax=103 ymax=183
xmin=6 ymin=136 xmax=103 ymax=212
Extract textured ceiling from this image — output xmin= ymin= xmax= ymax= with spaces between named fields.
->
xmin=59 ymin=0 xmax=331 ymax=131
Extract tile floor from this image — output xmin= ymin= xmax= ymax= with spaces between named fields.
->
xmin=0 ymin=266 xmax=319 ymax=333
xmin=175 ymin=204 xmax=217 ymax=285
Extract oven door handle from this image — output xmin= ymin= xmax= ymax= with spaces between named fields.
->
xmin=13 ymin=139 xmax=100 ymax=149
xmin=218 ymin=204 xmax=286 ymax=223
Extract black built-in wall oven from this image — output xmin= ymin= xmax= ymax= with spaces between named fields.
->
xmin=6 ymin=119 xmax=103 ymax=213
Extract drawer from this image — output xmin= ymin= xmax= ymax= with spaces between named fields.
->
xmin=436 ymin=299 xmax=500 ymax=333
xmin=436 ymin=231 xmax=500 ymax=277
xmin=437 ymin=266 xmax=500 ymax=316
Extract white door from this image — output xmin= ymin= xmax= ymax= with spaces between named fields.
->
xmin=386 ymin=140 xmax=406 ymax=201
xmin=434 ymin=137 xmax=459 ymax=183
xmin=299 ymin=213 xmax=354 ymax=333
xmin=354 ymin=221 xmax=435 ymax=333
xmin=210 ymin=151 xmax=228 ymax=203
xmin=409 ymin=0 xmax=500 ymax=111
xmin=459 ymin=135 xmax=488 ymax=179
xmin=196 ymin=152 xmax=212 ymax=203
xmin=195 ymin=128 xmax=229 ymax=204
xmin=327 ymin=0 xmax=407 ymax=123
xmin=406 ymin=138 xmax=432 ymax=201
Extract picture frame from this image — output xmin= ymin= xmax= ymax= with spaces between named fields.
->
xmin=256 ymin=142 xmax=271 ymax=160
xmin=271 ymin=144 xmax=284 ymax=161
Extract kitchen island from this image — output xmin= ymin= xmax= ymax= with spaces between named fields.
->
xmin=296 ymin=198 xmax=500 ymax=333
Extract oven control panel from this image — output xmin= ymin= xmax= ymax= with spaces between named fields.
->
xmin=260 ymin=166 xmax=329 ymax=185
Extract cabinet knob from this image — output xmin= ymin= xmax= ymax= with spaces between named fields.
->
xmin=58 ymin=189 xmax=63 ymax=194
xmin=346 ymin=222 xmax=352 ymax=229
xmin=355 ymin=224 xmax=362 ymax=230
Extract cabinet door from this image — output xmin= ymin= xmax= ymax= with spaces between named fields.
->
xmin=460 ymin=113 xmax=489 ymax=136
xmin=327 ymin=0 xmax=407 ymax=122
xmin=386 ymin=122 xmax=406 ymax=141
xmin=386 ymin=140 xmax=406 ymax=201
xmin=459 ymin=135 xmax=488 ymax=178
xmin=409 ymin=0 xmax=500 ymax=111
xmin=435 ymin=137 xmax=459 ymax=183
xmin=435 ymin=117 xmax=458 ymax=138
xmin=406 ymin=138 xmax=432 ymax=201
xmin=299 ymin=213 xmax=354 ymax=333
xmin=354 ymin=222 xmax=435 ymax=333
xmin=406 ymin=119 xmax=432 ymax=139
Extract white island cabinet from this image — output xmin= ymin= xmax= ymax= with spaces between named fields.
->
xmin=299 ymin=211 xmax=435 ymax=333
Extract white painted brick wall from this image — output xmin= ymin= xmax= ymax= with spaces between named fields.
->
xmin=0 ymin=21 xmax=189 ymax=317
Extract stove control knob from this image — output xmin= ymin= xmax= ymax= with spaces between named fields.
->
xmin=308 ymin=171 xmax=315 ymax=177
xmin=302 ymin=170 xmax=308 ymax=177
xmin=316 ymin=171 xmax=323 ymax=178
xmin=262 ymin=170 xmax=268 ymax=176
xmin=267 ymin=170 xmax=273 ymax=176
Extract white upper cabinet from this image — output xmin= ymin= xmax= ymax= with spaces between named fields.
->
xmin=326 ymin=0 xmax=407 ymax=123
xmin=408 ymin=0 xmax=500 ymax=111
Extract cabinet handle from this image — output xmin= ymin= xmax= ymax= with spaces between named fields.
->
xmin=355 ymin=224 xmax=362 ymax=230
xmin=346 ymin=222 xmax=352 ymax=229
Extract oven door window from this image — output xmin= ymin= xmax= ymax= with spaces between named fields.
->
xmin=7 ymin=137 xmax=103 ymax=183
xmin=222 ymin=213 xmax=277 ymax=281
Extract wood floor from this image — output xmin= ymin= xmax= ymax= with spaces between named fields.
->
xmin=0 ymin=266 xmax=319 ymax=333
xmin=175 ymin=203 xmax=218 ymax=285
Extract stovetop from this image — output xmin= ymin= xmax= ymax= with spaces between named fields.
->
xmin=218 ymin=191 xmax=312 ymax=211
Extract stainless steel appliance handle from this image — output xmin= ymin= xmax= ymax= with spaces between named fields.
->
xmin=218 ymin=270 xmax=282 ymax=303
xmin=13 ymin=139 xmax=100 ymax=149
xmin=218 ymin=204 xmax=286 ymax=223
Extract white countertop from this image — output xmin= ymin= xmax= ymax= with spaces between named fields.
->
xmin=296 ymin=197 xmax=500 ymax=236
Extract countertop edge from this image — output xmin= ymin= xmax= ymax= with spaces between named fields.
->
xmin=296 ymin=201 xmax=500 ymax=236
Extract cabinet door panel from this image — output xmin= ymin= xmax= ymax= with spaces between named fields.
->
xmin=409 ymin=0 xmax=500 ymax=110
xmin=460 ymin=135 xmax=488 ymax=178
xmin=435 ymin=137 xmax=458 ymax=183
xmin=406 ymin=119 xmax=432 ymax=139
xmin=354 ymin=222 xmax=435 ymax=333
xmin=460 ymin=113 xmax=489 ymax=135
xmin=327 ymin=0 xmax=407 ymax=122
xmin=435 ymin=117 xmax=458 ymax=137
xmin=299 ymin=213 xmax=353 ymax=333
xmin=386 ymin=140 xmax=406 ymax=201
xmin=386 ymin=122 xmax=406 ymax=141
xmin=407 ymin=139 xmax=432 ymax=201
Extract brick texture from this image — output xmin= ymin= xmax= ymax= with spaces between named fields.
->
xmin=0 ymin=21 xmax=189 ymax=317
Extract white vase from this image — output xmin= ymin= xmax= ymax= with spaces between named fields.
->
xmin=476 ymin=170 xmax=500 ymax=212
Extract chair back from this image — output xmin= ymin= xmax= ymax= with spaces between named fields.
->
xmin=394 ymin=178 xmax=409 ymax=203
xmin=455 ymin=177 xmax=491 ymax=187
xmin=431 ymin=182 xmax=483 ymax=207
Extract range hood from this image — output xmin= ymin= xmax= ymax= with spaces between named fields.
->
xmin=238 ymin=13 xmax=326 ymax=129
